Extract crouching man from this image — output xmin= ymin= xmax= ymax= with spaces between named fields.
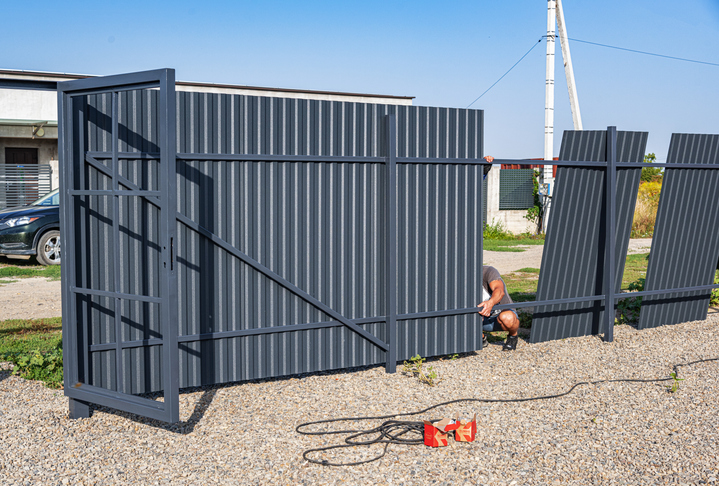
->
xmin=478 ymin=265 xmax=520 ymax=351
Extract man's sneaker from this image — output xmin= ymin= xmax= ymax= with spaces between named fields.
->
xmin=482 ymin=333 xmax=489 ymax=348
xmin=502 ymin=335 xmax=519 ymax=351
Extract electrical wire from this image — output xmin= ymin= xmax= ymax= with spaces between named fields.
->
xmin=466 ymin=38 xmax=543 ymax=109
xmin=296 ymin=357 xmax=718 ymax=467
xmin=566 ymin=37 xmax=719 ymax=67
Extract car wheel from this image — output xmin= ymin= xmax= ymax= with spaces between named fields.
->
xmin=36 ymin=230 xmax=61 ymax=266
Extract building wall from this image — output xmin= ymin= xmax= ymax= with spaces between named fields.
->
xmin=0 ymin=88 xmax=58 ymax=121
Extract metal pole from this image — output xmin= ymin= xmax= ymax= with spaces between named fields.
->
xmin=544 ymin=0 xmax=556 ymax=166
xmin=605 ymin=126 xmax=617 ymax=342
xmin=385 ymin=114 xmax=398 ymax=373
xmin=543 ymin=0 xmax=557 ymax=233
xmin=555 ymin=0 xmax=583 ymax=130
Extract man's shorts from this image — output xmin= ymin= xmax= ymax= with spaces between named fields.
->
xmin=482 ymin=309 xmax=519 ymax=332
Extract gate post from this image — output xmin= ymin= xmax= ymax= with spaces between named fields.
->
xmin=604 ymin=126 xmax=617 ymax=342
xmin=385 ymin=114 xmax=398 ymax=373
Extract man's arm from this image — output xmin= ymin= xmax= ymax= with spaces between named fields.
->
xmin=477 ymin=279 xmax=505 ymax=317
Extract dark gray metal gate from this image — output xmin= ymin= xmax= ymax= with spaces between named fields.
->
xmin=59 ymin=70 xmax=179 ymax=422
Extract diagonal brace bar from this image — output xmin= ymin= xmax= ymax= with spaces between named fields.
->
xmin=176 ymin=212 xmax=389 ymax=351
xmin=85 ymin=154 xmax=162 ymax=208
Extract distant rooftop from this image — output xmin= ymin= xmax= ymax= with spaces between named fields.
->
xmin=0 ymin=69 xmax=414 ymax=105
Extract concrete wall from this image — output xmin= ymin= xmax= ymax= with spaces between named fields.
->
xmin=0 ymin=88 xmax=57 ymax=121
xmin=485 ymin=167 xmax=536 ymax=234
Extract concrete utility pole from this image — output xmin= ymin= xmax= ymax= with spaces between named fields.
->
xmin=543 ymin=0 xmax=583 ymax=233
xmin=543 ymin=0 xmax=556 ymax=233
xmin=544 ymin=0 xmax=556 ymax=169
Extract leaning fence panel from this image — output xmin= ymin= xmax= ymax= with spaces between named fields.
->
xmin=638 ymin=134 xmax=719 ymax=329
xmin=530 ymin=130 xmax=647 ymax=343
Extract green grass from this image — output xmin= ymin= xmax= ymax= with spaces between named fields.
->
xmin=621 ymin=253 xmax=649 ymax=290
xmin=0 ymin=317 xmax=62 ymax=355
xmin=0 ymin=317 xmax=63 ymax=388
xmin=0 ymin=262 xmax=61 ymax=281
xmin=517 ymin=267 xmax=541 ymax=274
xmin=484 ymin=238 xmax=546 ymax=252
xmin=503 ymin=268 xmax=540 ymax=302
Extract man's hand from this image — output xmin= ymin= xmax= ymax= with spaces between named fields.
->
xmin=484 ymin=156 xmax=494 ymax=163
xmin=477 ymin=300 xmax=494 ymax=317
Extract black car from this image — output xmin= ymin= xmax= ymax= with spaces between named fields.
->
xmin=0 ymin=189 xmax=60 ymax=265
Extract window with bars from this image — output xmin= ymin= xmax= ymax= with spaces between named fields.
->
xmin=499 ymin=169 xmax=534 ymax=210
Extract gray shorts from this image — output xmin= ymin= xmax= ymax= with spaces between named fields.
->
xmin=482 ymin=309 xmax=518 ymax=332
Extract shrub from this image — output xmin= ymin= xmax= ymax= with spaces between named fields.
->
xmin=617 ymin=278 xmax=645 ymax=325
xmin=484 ymin=219 xmax=514 ymax=240
xmin=1 ymin=343 xmax=63 ymax=389
xmin=525 ymin=169 xmax=543 ymax=233
xmin=640 ymin=153 xmax=663 ymax=183
xmin=631 ymin=181 xmax=662 ymax=237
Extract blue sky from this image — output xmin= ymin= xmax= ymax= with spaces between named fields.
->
xmin=3 ymin=0 xmax=718 ymax=161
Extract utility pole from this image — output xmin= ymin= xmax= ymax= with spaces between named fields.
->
xmin=543 ymin=0 xmax=556 ymax=233
xmin=543 ymin=0 xmax=583 ymax=232
xmin=544 ymin=0 xmax=556 ymax=168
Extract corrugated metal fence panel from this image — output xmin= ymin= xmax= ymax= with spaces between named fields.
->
xmin=0 ymin=164 xmax=53 ymax=209
xmin=175 ymin=93 xmax=484 ymax=387
xmin=499 ymin=168 xmax=535 ymax=210
xmin=175 ymin=95 xmax=483 ymax=158
xmin=530 ymin=130 xmax=647 ymax=343
xmin=638 ymin=133 xmax=719 ymax=329
xmin=76 ymin=90 xmax=166 ymax=394
xmin=175 ymin=159 xmax=387 ymax=385
xmin=396 ymin=163 xmax=483 ymax=360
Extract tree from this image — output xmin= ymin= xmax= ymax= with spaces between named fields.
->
xmin=641 ymin=153 xmax=662 ymax=183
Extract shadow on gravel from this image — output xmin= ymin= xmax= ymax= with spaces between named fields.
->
xmin=0 ymin=369 xmax=11 ymax=384
xmin=89 ymin=365 xmax=386 ymax=433
xmin=92 ymin=388 xmax=218 ymax=434
xmin=83 ymin=356 xmax=479 ymax=433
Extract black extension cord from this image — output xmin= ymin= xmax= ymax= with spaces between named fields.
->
xmin=296 ymin=358 xmax=718 ymax=467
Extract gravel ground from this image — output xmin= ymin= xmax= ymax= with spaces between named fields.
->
xmin=2 ymin=313 xmax=719 ymax=485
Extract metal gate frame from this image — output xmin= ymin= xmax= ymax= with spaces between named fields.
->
xmin=59 ymin=69 xmax=179 ymax=422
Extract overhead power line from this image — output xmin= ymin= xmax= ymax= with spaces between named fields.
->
xmin=466 ymin=38 xmax=543 ymax=108
xmin=466 ymin=35 xmax=719 ymax=109
xmin=567 ymin=37 xmax=719 ymax=67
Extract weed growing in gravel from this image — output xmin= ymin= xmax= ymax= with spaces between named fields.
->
xmin=666 ymin=372 xmax=684 ymax=393
xmin=711 ymin=271 xmax=719 ymax=307
xmin=617 ymin=278 xmax=645 ymax=325
xmin=4 ymin=346 xmax=63 ymax=389
xmin=401 ymin=354 xmax=439 ymax=386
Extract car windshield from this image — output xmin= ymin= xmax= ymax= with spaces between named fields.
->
xmin=31 ymin=189 xmax=59 ymax=207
